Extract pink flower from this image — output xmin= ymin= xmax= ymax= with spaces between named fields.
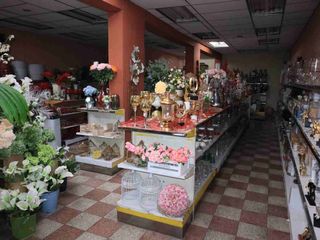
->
xmin=90 ymin=61 xmax=98 ymax=70
xmin=97 ymin=63 xmax=107 ymax=71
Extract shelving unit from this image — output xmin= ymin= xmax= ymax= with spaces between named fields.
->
xmin=116 ymin=97 xmax=251 ymax=238
xmin=280 ymin=81 xmax=320 ymax=239
xmin=74 ymin=108 xmax=125 ymax=175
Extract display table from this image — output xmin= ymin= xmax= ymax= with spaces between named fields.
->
xmin=74 ymin=108 xmax=125 ymax=175
xmin=116 ymin=97 xmax=251 ymax=238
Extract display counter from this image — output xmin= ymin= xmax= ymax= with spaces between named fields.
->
xmin=116 ymin=97 xmax=251 ymax=238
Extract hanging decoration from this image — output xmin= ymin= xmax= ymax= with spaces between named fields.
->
xmin=130 ymin=46 xmax=144 ymax=86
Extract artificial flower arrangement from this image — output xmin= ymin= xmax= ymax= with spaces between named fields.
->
xmin=42 ymin=70 xmax=72 ymax=86
xmin=207 ymin=68 xmax=227 ymax=80
xmin=0 ymin=119 xmax=15 ymax=150
xmin=158 ymin=184 xmax=189 ymax=217
xmin=167 ymin=68 xmax=186 ymax=91
xmin=90 ymin=61 xmax=117 ymax=85
xmin=0 ymin=34 xmax=14 ymax=64
xmin=130 ymin=46 xmax=144 ymax=86
xmin=125 ymin=142 xmax=190 ymax=167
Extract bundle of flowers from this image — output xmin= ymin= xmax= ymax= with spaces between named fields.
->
xmin=167 ymin=68 xmax=185 ymax=91
xmin=83 ymin=85 xmax=98 ymax=97
xmin=207 ymin=69 xmax=227 ymax=80
xmin=90 ymin=61 xmax=117 ymax=85
xmin=125 ymin=142 xmax=190 ymax=165
xmin=158 ymin=184 xmax=189 ymax=217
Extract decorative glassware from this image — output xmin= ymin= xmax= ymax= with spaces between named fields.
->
xmin=121 ymin=170 xmax=142 ymax=201
xmin=161 ymin=92 xmax=175 ymax=131
xmin=130 ymin=95 xmax=141 ymax=127
xmin=140 ymin=92 xmax=152 ymax=128
xmin=175 ymin=102 xmax=187 ymax=126
xmin=139 ymin=174 xmax=161 ymax=211
xmin=188 ymin=75 xmax=199 ymax=99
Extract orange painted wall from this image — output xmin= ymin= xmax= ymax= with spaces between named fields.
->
xmin=0 ymin=27 xmax=106 ymax=70
xmin=291 ymin=5 xmax=320 ymax=60
xmin=145 ymin=47 xmax=185 ymax=68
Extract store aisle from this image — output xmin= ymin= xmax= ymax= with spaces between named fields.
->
xmin=25 ymin=120 xmax=290 ymax=240
xmin=194 ymin=120 xmax=290 ymax=240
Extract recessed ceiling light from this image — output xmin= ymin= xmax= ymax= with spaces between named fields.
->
xmin=209 ymin=41 xmax=229 ymax=48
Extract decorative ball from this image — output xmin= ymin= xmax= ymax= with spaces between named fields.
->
xmin=158 ymin=184 xmax=189 ymax=217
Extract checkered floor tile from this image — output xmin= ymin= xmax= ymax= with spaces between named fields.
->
xmin=1 ymin=120 xmax=290 ymax=240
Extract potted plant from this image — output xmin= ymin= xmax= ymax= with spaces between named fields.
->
xmin=24 ymin=163 xmax=73 ymax=214
xmin=58 ymin=147 xmax=78 ymax=192
xmin=0 ymin=188 xmax=43 ymax=239
xmin=1 ymin=161 xmax=26 ymax=192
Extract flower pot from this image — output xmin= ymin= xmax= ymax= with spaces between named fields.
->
xmin=41 ymin=189 xmax=60 ymax=214
xmin=52 ymin=83 xmax=61 ymax=99
xmin=10 ymin=213 xmax=36 ymax=239
xmin=60 ymin=178 xmax=67 ymax=192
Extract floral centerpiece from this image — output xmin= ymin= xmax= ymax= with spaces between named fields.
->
xmin=158 ymin=184 xmax=189 ymax=217
xmin=167 ymin=68 xmax=185 ymax=96
xmin=0 ymin=188 xmax=43 ymax=239
xmin=130 ymin=46 xmax=144 ymax=86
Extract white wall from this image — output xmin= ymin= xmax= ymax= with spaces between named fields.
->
xmin=223 ymin=51 xmax=287 ymax=109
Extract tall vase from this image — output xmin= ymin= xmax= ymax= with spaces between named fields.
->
xmin=96 ymin=84 xmax=106 ymax=109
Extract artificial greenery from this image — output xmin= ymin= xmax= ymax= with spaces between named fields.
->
xmin=19 ymin=123 xmax=55 ymax=156
xmin=0 ymin=84 xmax=29 ymax=126
xmin=62 ymin=156 xmax=79 ymax=174
xmin=27 ymin=144 xmax=57 ymax=166
xmin=145 ymin=59 xmax=169 ymax=91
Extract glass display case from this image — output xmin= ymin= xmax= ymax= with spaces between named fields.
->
xmin=116 ymin=97 xmax=251 ymax=238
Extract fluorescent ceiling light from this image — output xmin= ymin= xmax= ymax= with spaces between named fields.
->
xmin=209 ymin=41 xmax=229 ymax=48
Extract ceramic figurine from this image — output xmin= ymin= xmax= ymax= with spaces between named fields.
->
xmin=302 ymin=111 xmax=309 ymax=126
xmin=298 ymin=145 xmax=307 ymax=166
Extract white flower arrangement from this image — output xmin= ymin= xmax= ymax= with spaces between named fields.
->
xmin=207 ymin=68 xmax=227 ymax=80
xmin=0 ymin=34 xmax=14 ymax=64
xmin=130 ymin=46 xmax=144 ymax=86
xmin=167 ymin=68 xmax=185 ymax=91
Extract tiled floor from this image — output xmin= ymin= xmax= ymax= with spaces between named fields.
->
xmin=3 ymin=120 xmax=290 ymax=240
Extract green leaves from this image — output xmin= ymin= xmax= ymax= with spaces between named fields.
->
xmin=0 ymin=83 xmax=29 ymax=126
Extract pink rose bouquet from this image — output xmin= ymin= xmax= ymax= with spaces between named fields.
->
xmin=90 ymin=61 xmax=117 ymax=85
xmin=158 ymin=184 xmax=189 ymax=217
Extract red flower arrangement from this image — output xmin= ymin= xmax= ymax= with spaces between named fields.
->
xmin=42 ymin=70 xmax=72 ymax=86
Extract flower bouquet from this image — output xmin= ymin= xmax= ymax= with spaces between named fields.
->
xmin=0 ymin=188 xmax=43 ymax=239
xmin=0 ymin=34 xmax=14 ymax=64
xmin=90 ymin=61 xmax=117 ymax=85
xmin=158 ymin=184 xmax=189 ymax=217
xmin=1 ymin=161 xmax=26 ymax=191
xmin=167 ymin=68 xmax=185 ymax=92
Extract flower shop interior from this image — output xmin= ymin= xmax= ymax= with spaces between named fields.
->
xmin=1 ymin=0 xmax=320 ymax=239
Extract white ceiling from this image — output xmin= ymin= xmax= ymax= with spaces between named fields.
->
xmin=0 ymin=0 xmax=318 ymax=56
xmin=131 ymin=0 xmax=320 ymax=54
xmin=0 ymin=0 xmax=108 ymax=47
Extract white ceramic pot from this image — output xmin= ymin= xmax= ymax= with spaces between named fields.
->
xmin=52 ymin=83 xmax=61 ymax=99
xmin=28 ymin=64 xmax=44 ymax=81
